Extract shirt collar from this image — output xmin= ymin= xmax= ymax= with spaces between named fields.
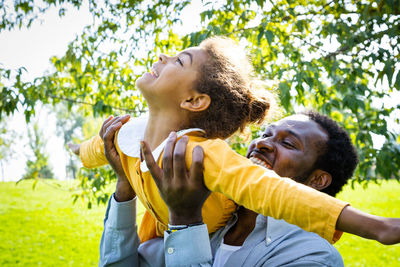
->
xmin=139 ymin=127 xmax=205 ymax=172
xmin=117 ymin=115 xmax=205 ymax=172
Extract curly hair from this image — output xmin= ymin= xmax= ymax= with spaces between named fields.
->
xmin=303 ymin=111 xmax=359 ymax=197
xmin=188 ymin=37 xmax=272 ymax=139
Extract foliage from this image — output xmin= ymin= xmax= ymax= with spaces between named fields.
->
xmin=0 ymin=179 xmax=399 ymax=266
xmin=73 ymin=166 xmax=116 ymax=209
xmin=22 ymin=121 xmax=54 ymax=182
xmin=55 ymin=104 xmax=86 ymax=179
xmin=1 ymin=0 xmax=399 ymax=201
xmin=0 ymin=119 xmax=18 ymax=181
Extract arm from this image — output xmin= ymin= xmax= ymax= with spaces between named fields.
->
xmin=100 ymin=123 xmax=212 ymax=266
xmin=69 ymin=115 xmax=131 ymax=169
xmin=183 ymin=138 xmax=345 ymax=243
xmin=99 ymin=115 xmax=139 ymax=266
xmin=99 ymin=195 xmax=140 ymax=267
xmin=141 ymin=132 xmax=213 ymax=266
xmin=336 ymin=206 xmax=400 ymax=245
xmin=184 ymin=138 xmax=400 ymax=245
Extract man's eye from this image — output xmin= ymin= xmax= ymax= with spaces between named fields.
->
xmin=261 ymin=132 xmax=271 ymax=139
xmin=176 ymin=57 xmax=183 ymax=66
xmin=282 ymin=141 xmax=295 ymax=148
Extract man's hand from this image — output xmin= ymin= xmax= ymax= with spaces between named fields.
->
xmin=100 ymin=114 xmax=135 ymax=202
xmin=141 ymin=132 xmax=210 ymax=225
xmin=101 ymin=115 xmax=130 ymax=177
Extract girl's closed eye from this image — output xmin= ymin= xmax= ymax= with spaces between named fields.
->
xmin=176 ymin=57 xmax=183 ymax=66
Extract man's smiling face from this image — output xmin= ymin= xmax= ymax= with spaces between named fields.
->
xmin=247 ymin=114 xmax=329 ymax=183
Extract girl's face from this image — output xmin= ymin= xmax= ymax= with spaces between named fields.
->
xmin=136 ymin=47 xmax=208 ymax=109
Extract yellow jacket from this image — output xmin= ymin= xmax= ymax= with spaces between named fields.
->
xmin=80 ymin=119 xmax=347 ymax=244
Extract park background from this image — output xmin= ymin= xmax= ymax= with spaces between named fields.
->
xmin=0 ymin=0 xmax=399 ymax=265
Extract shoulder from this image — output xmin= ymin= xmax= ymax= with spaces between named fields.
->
xmin=263 ymin=217 xmax=344 ymax=266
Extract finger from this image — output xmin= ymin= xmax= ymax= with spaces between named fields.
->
xmin=162 ymin=132 xmax=177 ymax=180
xmin=120 ymin=114 xmax=130 ymax=124
xmin=103 ymin=116 xmax=121 ymax=134
xmin=109 ymin=114 xmax=129 ymax=128
xmin=173 ymin=135 xmax=189 ymax=182
xmin=103 ymin=121 xmax=123 ymax=148
xmin=190 ymin=145 xmax=205 ymax=186
xmin=141 ymin=140 xmax=163 ymax=186
xmin=99 ymin=115 xmax=113 ymax=137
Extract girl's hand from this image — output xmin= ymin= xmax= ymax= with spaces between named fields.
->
xmin=336 ymin=206 xmax=400 ymax=245
xmin=68 ymin=143 xmax=80 ymax=156
xmin=141 ymin=132 xmax=210 ymax=225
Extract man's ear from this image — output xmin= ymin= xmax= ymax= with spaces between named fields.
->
xmin=180 ymin=93 xmax=211 ymax=112
xmin=305 ymin=169 xmax=332 ymax=191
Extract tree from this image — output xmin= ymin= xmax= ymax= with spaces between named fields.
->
xmin=55 ymin=103 xmax=85 ymax=179
xmin=0 ymin=119 xmax=18 ymax=181
xmin=1 ymin=0 xmax=399 ymax=192
xmin=22 ymin=121 xmax=54 ymax=180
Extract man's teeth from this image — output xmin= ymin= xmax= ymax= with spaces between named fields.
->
xmin=250 ymin=157 xmax=271 ymax=169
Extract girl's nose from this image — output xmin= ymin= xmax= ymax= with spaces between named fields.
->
xmin=159 ymin=54 xmax=167 ymax=63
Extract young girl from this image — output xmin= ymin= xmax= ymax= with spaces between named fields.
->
xmin=72 ymin=37 xmax=399 ymax=244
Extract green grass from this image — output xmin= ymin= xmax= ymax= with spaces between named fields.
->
xmin=335 ymin=180 xmax=400 ymax=266
xmin=0 ymin=179 xmax=399 ymax=266
xmin=0 ymin=180 xmax=108 ymax=266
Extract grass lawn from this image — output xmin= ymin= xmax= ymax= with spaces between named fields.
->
xmin=0 ymin=180 xmax=111 ymax=266
xmin=335 ymin=180 xmax=400 ymax=266
xmin=0 ymin=179 xmax=399 ymax=266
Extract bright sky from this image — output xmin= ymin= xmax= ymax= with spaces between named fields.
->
xmin=0 ymin=2 xmax=91 ymax=181
xmin=0 ymin=0 xmax=203 ymax=181
xmin=0 ymin=1 xmax=398 ymax=181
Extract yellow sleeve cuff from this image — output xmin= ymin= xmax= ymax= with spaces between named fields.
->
xmin=79 ymin=135 xmax=108 ymax=168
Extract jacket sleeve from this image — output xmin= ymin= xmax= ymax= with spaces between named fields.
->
xmin=99 ymin=195 xmax=213 ymax=267
xmin=99 ymin=195 xmax=140 ymax=267
xmin=164 ymin=224 xmax=213 ymax=267
xmin=80 ymin=135 xmax=109 ymax=168
xmin=186 ymin=138 xmax=347 ymax=244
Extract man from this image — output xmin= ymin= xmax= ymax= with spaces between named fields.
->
xmin=99 ymin=111 xmax=358 ymax=266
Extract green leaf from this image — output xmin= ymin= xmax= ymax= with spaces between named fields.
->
xmin=265 ymin=30 xmax=273 ymax=46
xmin=278 ymin=82 xmax=291 ymax=110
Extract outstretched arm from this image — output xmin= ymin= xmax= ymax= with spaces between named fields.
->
xmin=68 ymin=115 xmax=131 ymax=168
xmin=248 ymin=140 xmax=400 ymax=245
xmin=336 ymin=206 xmax=400 ymax=245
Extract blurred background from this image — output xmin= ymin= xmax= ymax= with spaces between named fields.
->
xmin=0 ymin=0 xmax=399 ymax=265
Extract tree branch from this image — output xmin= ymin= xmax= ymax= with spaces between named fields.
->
xmin=47 ymin=95 xmax=146 ymax=115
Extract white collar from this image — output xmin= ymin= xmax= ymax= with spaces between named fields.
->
xmin=117 ymin=115 xmax=205 ymax=172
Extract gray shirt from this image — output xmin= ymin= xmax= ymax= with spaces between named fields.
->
xmin=99 ymin=195 xmax=344 ymax=267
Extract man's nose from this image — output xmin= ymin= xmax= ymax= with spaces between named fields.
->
xmin=255 ymin=138 xmax=274 ymax=152
xmin=158 ymin=54 xmax=168 ymax=63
